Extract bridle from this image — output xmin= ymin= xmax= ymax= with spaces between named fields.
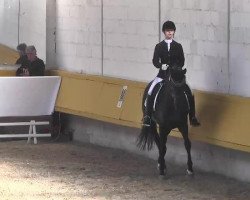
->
xmin=169 ymin=74 xmax=186 ymax=87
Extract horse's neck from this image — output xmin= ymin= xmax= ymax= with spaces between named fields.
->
xmin=158 ymin=82 xmax=173 ymax=102
xmin=159 ymin=81 xmax=184 ymax=107
xmin=155 ymin=81 xmax=188 ymax=119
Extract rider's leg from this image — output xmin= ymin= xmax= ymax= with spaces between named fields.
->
xmin=183 ymin=84 xmax=200 ymax=127
xmin=142 ymin=77 xmax=163 ymax=127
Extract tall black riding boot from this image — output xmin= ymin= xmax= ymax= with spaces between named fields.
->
xmin=184 ymin=85 xmax=200 ymax=127
xmin=188 ymin=94 xmax=200 ymax=127
xmin=142 ymin=94 xmax=154 ymax=127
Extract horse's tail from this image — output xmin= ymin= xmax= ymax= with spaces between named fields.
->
xmin=137 ymin=81 xmax=158 ymax=151
xmin=136 ymin=122 xmax=157 ymax=151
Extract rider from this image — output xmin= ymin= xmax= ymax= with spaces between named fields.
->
xmin=142 ymin=20 xmax=200 ymax=127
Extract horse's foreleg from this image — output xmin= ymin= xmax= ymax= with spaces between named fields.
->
xmin=178 ymin=124 xmax=193 ymax=174
xmin=157 ymin=126 xmax=170 ymax=176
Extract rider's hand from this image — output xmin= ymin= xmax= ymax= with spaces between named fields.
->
xmin=23 ymin=68 xmax=30 ymax=76
xmin=161 ymin=64 xmax=169 ymax=71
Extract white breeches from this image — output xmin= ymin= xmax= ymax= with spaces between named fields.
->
xmin=148 ymin=77 xmax=163 ymax=95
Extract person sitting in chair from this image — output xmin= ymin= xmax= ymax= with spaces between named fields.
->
xmin=142 ymin=20 xmax=200 ymax=127
xmin=16 ymin=43 xmax=29 ymax=76
xmin=18 ymin=45 xmax=45 ymax=76
xmin=15 ymin=43 xmax=28 ymax=65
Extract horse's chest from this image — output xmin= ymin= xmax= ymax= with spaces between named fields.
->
xmin=156 ymin=89 xmax=188 ymax=117
xmin=152 ymin=84 xmax=189 ymax=124
xmin=171 ymin=90 xmax=189 ymax=112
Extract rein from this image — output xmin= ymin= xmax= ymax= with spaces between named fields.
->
xmin=169 ymin=75 xmax=186 ymax=87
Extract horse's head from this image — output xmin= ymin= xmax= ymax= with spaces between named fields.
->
xmin=169 ymin=64 xmax=186 ymax=87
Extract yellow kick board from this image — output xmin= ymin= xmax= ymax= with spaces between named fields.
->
xmin=191 ymin=93 xmax=250 ymax=147
xmin=95 ymin=83 xmax=123 ymax=119
xmin=119 ymin=86 xmax=144 ymax=123
xmin=56 ymin=77 xmax=104 ymax=114
xmin=0 ymin=70 xmax=16 ymax=76
xmin=0 ymin=44 xmax=19 ymax=65
xmin=51 ymin=70 xmax=250 ymax=152
xmin=2 ymin=69 xmax=250 ymax=152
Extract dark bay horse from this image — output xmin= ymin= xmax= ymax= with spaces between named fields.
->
xmin=137 ymin=67 xmax=194 ymax=176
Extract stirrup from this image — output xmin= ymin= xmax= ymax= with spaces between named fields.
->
xmin=142 ymin=115 xmax=151 ymax=127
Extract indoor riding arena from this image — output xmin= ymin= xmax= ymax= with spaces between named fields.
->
xmin=0 ymin=0 xmax=250 ymax=199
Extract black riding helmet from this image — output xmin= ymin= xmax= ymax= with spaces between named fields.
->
xmin=162 ymin=21 xmax=176 ymax=32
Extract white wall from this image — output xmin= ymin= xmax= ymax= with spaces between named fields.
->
xmin=54 ymin=0 xmax=250 ymax=97
xmin=229 ymin=0 xmax=250 ymax=97
xmin=103 ymin=0 xmax=159 ymax=81
xmin=46 ymin=0 xmax=56 ymax=68
xmin=1 ymin=0 xmax=250 ymax=97
xmin=162 ymin=0 xmax=229 ymax=94
xmin=55 ymin=0 xmax=102 ymax=74
xmin=0 ymin=0 xmax=19 ymax=49
xmin=19 ymin=0 xmax=46 ymax=62
xmin=0 ymin=0 xmax=46 ymax=62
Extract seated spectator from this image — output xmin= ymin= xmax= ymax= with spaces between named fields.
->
xmin=16 ymin=43 xmax=29 ymax=76
xmin=18 ymin=45 xmax=45 ymax=76
xmin=15 ymin=43 xmax=28 ymax=65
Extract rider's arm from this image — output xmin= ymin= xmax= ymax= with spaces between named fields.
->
xmin=152 ymin=44 xmax=162 ymax=69
xmin=179 ymin=44 xmax=185 ymax=68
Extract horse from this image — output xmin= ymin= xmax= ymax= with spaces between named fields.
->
xmin=137 ymin=67 xmax=194 ymax=176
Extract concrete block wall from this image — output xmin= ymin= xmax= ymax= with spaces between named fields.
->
xmin=0 ymin=0 xmax=46 ymax=61
xmin=55 ymin=0 xmax=102 ymax=74
xmin=2 ymin=0 xmax=250 ymax=96
xmin=162 ymin=0 xmax=229 ymax=93
xmin=67 ymin=115 xmax=250 ymax=182
xmin=103 ymin=0 xmax=159 ymax=81
xmin=19 ymin=0 xmax=46 ymax=62
xmin=230 ymin=0 xmax=250 ymax=96
xmin=54 ymin=0 xmax=250 ymax=97
xmin=1 ymin=0 xmax=249 ymax=96
xmin=46 ymin=0 xmax=56 ymax=68
xmin=54 ymin=0 xmax=159 ymax=80
xmin=0 ymin=0 xmax=19 ymax=49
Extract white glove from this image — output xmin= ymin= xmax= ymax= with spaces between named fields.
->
xmin=161 ymin=64 xmax=169 ymax=71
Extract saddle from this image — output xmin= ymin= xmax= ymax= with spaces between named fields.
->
xmin=153 ymin=82 xmax=164 ymax=111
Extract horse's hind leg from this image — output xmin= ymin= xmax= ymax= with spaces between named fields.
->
xmin=178 ymin=124 xmax=193 ymax=175
xmin=157 ymin=126 xmax=170 ymax=176
xmin=151 ymin=122 xmax=160 ymax=149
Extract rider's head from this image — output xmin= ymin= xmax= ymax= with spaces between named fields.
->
xmin=162 ymin=21 xmax=176 ymax=40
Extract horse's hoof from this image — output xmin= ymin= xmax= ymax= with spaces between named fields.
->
xmin=186 ymin=169 xmax=194 ymax=176
xmin=158 ymin=174 xmax=166 ymax=180
xmin=158 ymin=166 xmax=167 ymax=177
xmin=157 ymin=163 xmax=166 ymax=171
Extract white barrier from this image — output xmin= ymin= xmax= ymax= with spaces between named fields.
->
xmin=0 ymin=76 xmax=61 ymax=144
